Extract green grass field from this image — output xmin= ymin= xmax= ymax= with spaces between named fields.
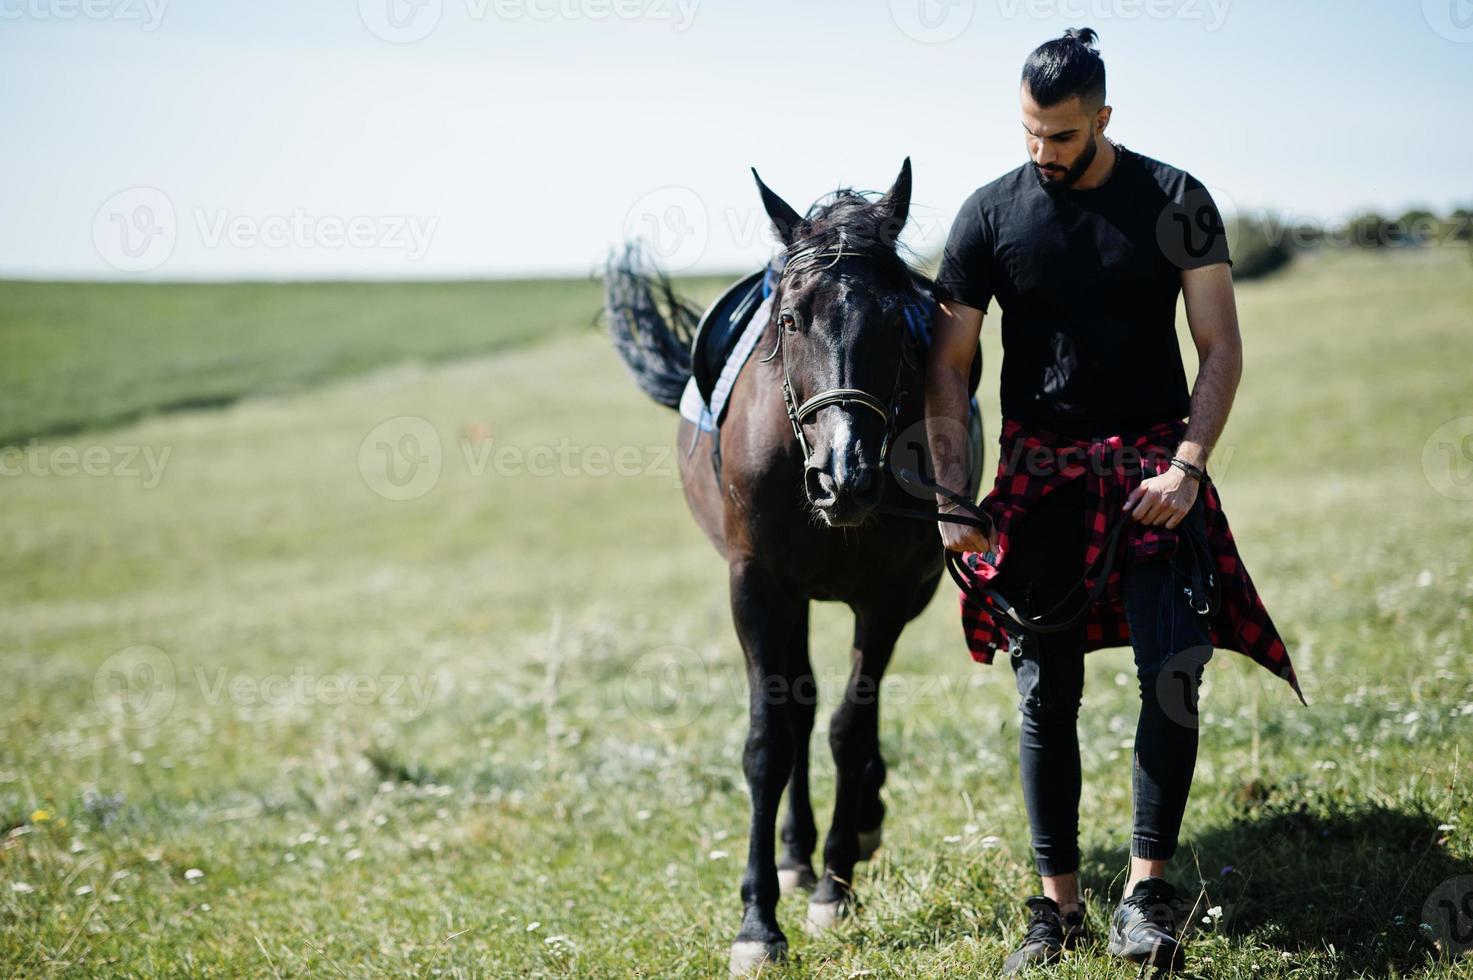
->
xmin=2 ymin=249 xmax=1471 ymax=977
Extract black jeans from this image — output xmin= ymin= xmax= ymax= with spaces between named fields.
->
xmin=1000 ymin=479 xmax=1213 ymax=877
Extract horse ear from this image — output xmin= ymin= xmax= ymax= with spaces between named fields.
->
xmin=751 ymin=167 xmax=803 ymax=247
xmin=874 ymin=157 xmax=912 ymax=248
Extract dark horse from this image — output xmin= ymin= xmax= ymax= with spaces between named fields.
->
xmin=605 ymin=160 xmax=966 ymax=975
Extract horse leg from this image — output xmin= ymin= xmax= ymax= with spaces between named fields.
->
xmin=852 ymin=571 xmax=936 ymax=862
xmin=727 ymin=559 xmax=804 ymax=976
xmin=807 ymin=603 xmax=905 ymax=933
xmin=778 ymin=612 xmax=818 ymax=895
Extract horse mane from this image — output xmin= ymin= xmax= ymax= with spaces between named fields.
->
xmin=787 ymin=188 xmax=925 ymax=290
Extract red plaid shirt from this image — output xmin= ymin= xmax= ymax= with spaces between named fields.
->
xmin=958 ymin=418 xmax=1305 ymax=704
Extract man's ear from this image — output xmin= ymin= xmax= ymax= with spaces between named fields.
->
xmin=1096 ymin=105 xmax=1112 ymax=135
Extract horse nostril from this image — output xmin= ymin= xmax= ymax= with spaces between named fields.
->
xmin=806 ymin=467 xmax=838 ymax=506
xmin=848 ymin=466 xmax=881 ymax=504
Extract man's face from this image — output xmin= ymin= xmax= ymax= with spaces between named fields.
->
xmin=1020 ymin=86 xmax=1106 ymax=190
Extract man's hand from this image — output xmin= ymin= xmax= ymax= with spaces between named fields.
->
xmin=938 ymin=505 xmax=994 ymax=554
xmin=1123 ymin=466 xmax=1199 ymax=528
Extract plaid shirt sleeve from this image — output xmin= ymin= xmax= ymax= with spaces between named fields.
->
xmin=958 ymin=419 xmax=1305 ymax=705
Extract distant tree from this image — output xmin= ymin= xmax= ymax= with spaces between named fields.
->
xmin=1229 ymin=212 xmax=1292 ymax=280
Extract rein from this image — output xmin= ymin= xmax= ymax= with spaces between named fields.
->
xmin=881 ymin=467 xmax=1131 ymax=636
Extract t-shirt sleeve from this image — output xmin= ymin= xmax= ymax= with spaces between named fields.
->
xmin=933 ymin=194 xmax=995 ymax=313
xmin=1161 ymin=174 xmax=1232 ymax=270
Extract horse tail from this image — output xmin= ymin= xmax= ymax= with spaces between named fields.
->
xmin=602 ymin=242 xmax=700 ymax=410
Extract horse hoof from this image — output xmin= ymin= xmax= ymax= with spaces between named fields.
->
xmin=804 ymin=898 xmax=847 ymax=935
xmin=778 ymin=865 xmax=818 ymax=895
xmin=857 ymin=826 xmax=883 ymax=861
xmin=728 ymin=940 xmax=786 ymax=977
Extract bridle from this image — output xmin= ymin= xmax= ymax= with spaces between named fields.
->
xmin=758 ymin=238 xmax=916 ymax=470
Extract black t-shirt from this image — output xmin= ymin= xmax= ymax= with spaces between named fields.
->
xmin=934 ymin=144 xmax=1231 ymax=436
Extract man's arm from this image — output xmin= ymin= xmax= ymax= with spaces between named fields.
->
xmin=925 ymin=298 xmax=991 ymax=552
xmin=1125 ymin=261 xmax=1243 ymax=527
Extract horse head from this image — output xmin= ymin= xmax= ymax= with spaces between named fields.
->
xmin=752 ymin=158 xmax=922 ymax=528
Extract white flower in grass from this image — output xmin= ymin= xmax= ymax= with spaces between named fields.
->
xmin=345 ymin=848 xmax=364 ymax=862
xmin=943 ymin=835 xmax=962 ymax=844
xmin=708 ymin=849 xmax=729 ymax=860
xmin=184 ymin=868 xmax=204 ymax=881
xmin=105 ymin=894 xmax=121 ymax=904
xmin=1437 ymin=822 xmax=1456 ymax=831
xmin=526 ymin=921 xmax=541 ymax=932
xmin=11 ymin=882 xmax=34 ymax=894
xmin=635 ymin=809 xmax=651 ymax=821
xmin=75 ymin=885 xmax=93 ymax=896
xmin=980 ymin=836 xmax=1001 ymax=849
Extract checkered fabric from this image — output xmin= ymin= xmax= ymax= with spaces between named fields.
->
xmin=958 ymin=418 xmax=1305 ymax=704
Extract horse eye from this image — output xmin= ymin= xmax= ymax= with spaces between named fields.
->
xmin=779 ymin=311 xmax=797 ymax=331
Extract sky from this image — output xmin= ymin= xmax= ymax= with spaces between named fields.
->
xmin=2 ymin=0 xmax=1470 ymax=279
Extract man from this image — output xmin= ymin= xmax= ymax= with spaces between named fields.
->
xmin=924 ymin=27 xmax=1302 ymax=974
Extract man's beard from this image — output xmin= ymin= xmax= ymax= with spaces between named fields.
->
xmin=1034 ymin=136 xmax=1098 ymax=192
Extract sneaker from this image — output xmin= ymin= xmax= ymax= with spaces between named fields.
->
xmin=1107 ymin=876 xmax=1185 ymax=972
xmin=1001 ymin=896 xmax=1087 ymax=975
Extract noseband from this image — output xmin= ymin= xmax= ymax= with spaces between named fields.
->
xmin=760 ymin=240 xmax=917 ymax=469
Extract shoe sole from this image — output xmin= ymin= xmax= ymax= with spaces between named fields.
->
xmin=1107 ymin=937 xmax=1185 ymax=973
